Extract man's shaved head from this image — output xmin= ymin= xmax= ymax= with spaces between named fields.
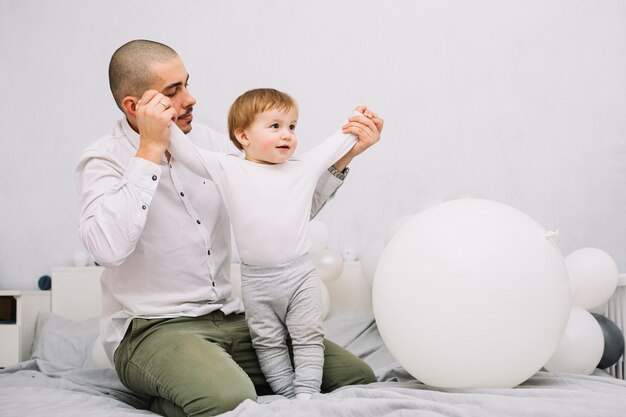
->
xmin=109 ymin=39 xmax=178 ymax=111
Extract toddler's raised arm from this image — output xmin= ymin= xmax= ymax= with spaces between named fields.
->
xmin=168 ymin=124 xmax=222 ymax=182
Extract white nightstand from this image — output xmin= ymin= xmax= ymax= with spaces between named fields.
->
xmin=0 ymin=290 xmax=51 ymax=367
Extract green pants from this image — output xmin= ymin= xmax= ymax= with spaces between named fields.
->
xmin=114 ymin=311 xmax=375 ymax=417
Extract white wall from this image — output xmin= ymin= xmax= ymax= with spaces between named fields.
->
xmin=1 ymin=0 xmax=625 ymax=289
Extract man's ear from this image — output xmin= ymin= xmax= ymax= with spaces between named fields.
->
xmin=121 ymin=96 xmax=140 ymax=118
xmin=234 ymin=128 xmax=249 ymax=148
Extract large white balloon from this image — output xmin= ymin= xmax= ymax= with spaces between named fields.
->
xmin=313 ymin=249 xmax=344 ymax=282
xmin=73 ymin=251 xmax=92 ymax=267
xmin=373 ymin=198 xmax=571 ymax=388
xmin=543 ymin=306 xmax=604 ymax=374
xmin=565 ymin=248 xmax=619 ymax=311
xmin=308 ymin=220 xmax=330 ymax=254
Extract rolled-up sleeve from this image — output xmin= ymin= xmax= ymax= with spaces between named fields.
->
xmin=310 ymin=169 xmax=344 ymax=219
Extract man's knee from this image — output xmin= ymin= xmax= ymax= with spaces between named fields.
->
xmin=116 ymin=325 xmax=258 ymax=416
xmin=350 ymin=360 xmax=377 ymax=385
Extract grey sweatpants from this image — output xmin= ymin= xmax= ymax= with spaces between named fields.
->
xmin=240 ymin=255 xmax=324 ymax=398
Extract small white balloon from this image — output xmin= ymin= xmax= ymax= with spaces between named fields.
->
xmin=566 ymin=248 xmax=619 ymax=311
xmin=360 ymin=238 xmax=386 ymax=286
xmin=543 ymin=306 xmax=604 ymax=375
xmin=73 ymin=251 xmax=91 ymax=267
xmin=313 ymin=249 xmax=344 ymax=282
xmin=320 ymin=281 xmax=330 ymax=319
xmin=308 ymin=220 xmax=330 ymax=254
xmin=341 ymin=247 xmax=359 ymax=262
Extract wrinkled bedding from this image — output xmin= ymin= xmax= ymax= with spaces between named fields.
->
xmin=2 ymin=311 xmax=626 ymax=417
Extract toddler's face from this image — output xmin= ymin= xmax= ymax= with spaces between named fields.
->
xmin=242 ymin=108 xmax=298 ymax=164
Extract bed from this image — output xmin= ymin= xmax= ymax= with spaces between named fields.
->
xmin=2 ymin=263 xmax=626 ymax=417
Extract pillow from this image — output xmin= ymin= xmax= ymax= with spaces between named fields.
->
xmin=30 ymin=311 xmax=100 ymax=373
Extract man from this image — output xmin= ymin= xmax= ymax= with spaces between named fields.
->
xmin=76 ymin=39 xmax=383 ymax=417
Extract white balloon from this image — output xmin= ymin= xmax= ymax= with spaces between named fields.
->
xmin=543 ymin=306 xmax=604 ymax=375
xmin=360 ymin=238 xmax=386 ymax=286
xmin=565 ymin=248 xmax=619 ymax=311
xmin=313 ymin=249 xmax=344 ymax=282
xmin=320 ymin=280 xmax=330 ymax=320
xmin=373 ymin=198 xmax=571 ymax=388
xmin=73 ymin=251 xmax=91 ymax=267
xmin=308 ymin=220 xmax=330 ymax=254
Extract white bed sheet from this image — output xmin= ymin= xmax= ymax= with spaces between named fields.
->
xmin=2 ymin=310 xmax=626 ymax=417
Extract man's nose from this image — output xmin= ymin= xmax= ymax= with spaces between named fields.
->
xmin=181 ymin=87 xmax=197 ymax=108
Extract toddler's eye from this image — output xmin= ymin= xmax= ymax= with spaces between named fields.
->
xmin=270 ymin=123 xmax=279 ymax=128
xmin=289 ymin=124 xmax=296 ymax=130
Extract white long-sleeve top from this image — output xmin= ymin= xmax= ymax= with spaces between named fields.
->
xmin=168 ymin=124 xmax=356 ymax=266
xmin=75 ymin=118 xmax=345 ymax=361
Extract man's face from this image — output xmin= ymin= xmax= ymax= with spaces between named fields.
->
xmin=149 ymin=57 xmax=197 ymax=133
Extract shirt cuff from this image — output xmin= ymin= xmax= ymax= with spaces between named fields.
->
xmin=316 ymin=169 xmax=344 ymax=199
xmin=125 ymin=157 xmax=161 ymax=193
xmin=328 ymin=165 xmax=350 ymax=181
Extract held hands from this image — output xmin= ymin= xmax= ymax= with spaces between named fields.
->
xmin=135 ymin=90 xmax=177 ymax=164
xmin=336 ymin=105 xmax=384 ymax=171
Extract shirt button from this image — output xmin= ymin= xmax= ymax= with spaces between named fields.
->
xmin=152 ymin=175 xmax=157 ymax=181
xmin=196 ymin=220 xmax=201 ymax=224
xmin=180 ymin=192 xmax=185 ymax=197
xmin=207 ymin=249 xmax=211 ymax=256
xmin=212 ymin=282 xmax=216 ymax=287
xmin=141 ymin=205 xmax=147 ymax=210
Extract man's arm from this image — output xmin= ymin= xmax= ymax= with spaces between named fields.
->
xmin=310 ymin=106 xmax=384 ymax=218
xmin=76 ymin=149 xmax=161 ymax=267
xmin=134 ymin=90 xmax=178 ymax=164
xmin=76 ymin=90 xmax=176 ymax=266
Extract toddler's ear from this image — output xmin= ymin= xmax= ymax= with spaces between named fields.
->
xmin=234 ymin=128 xmax=249 ymax=148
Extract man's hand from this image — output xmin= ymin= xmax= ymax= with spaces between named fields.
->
xmin=335 ymin=105 xmax=384 ymax=171
xmin=135 ymin=90 xmax=178 ymax=164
